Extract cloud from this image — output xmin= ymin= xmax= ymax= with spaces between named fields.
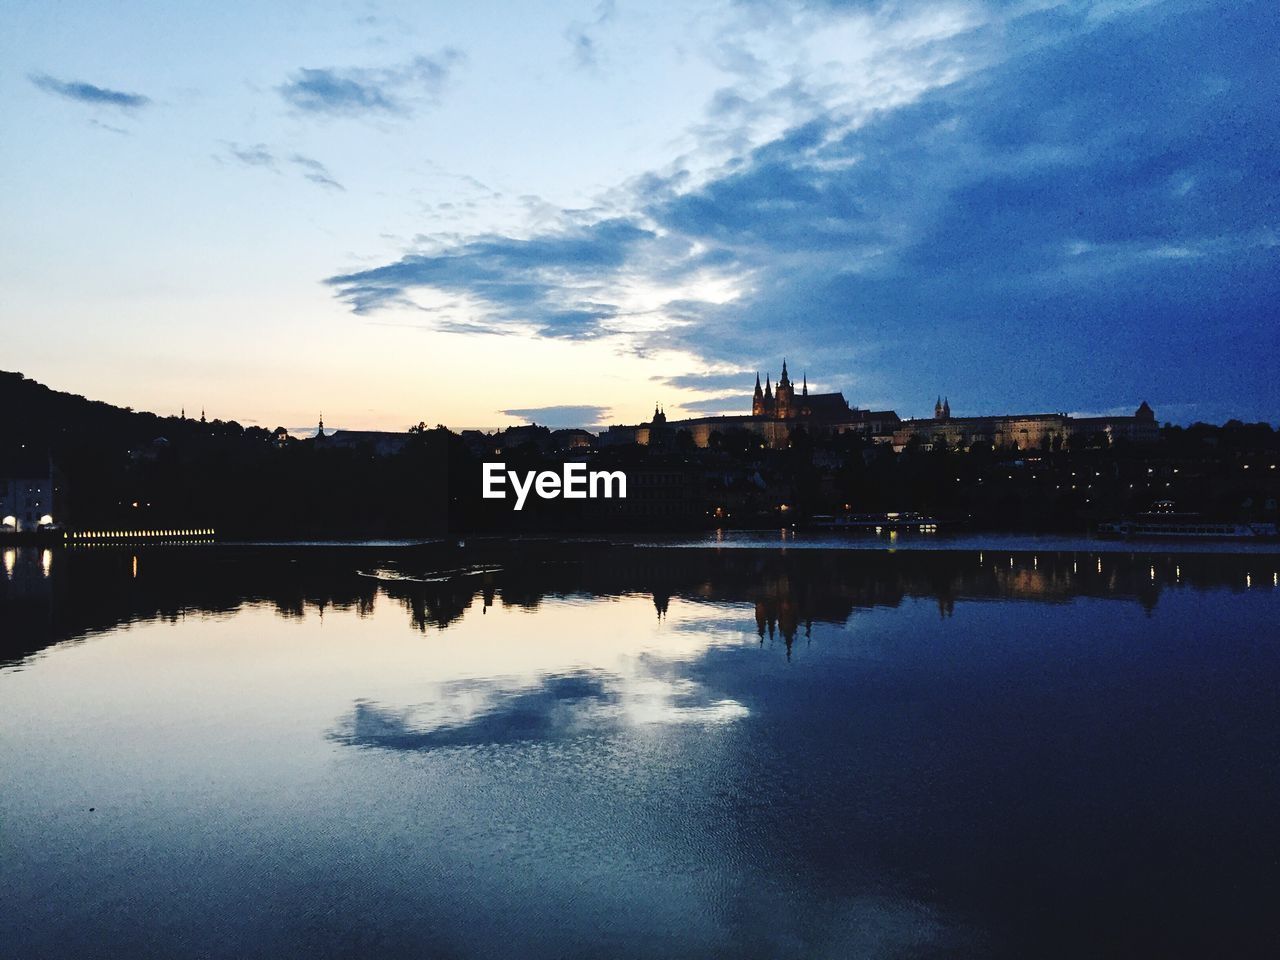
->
xmin=89 ymin=119 xmax=130 ymax=135
xmin=656 ymin=371 xmax=755 ymax=392
xmin=500 ymin=404 xmax=611 ymax=428
xmin=290 ymin=154 xmax=345 ymax=190
xmin=225 ymin=142 xmax=276 ymax=168
xmin=565 ymin=0 xmax=616 ymax=69
xmin=326 ymin=218 xmax=655 ymax=337
xmin=220 ymin=145 xmax=346 ymax=191
xmin=676 ymin=394 xmax=752 ymax=415
xmin=278 ymin=50 xmax=463 ymax=117
xmin=325 ymin=0 xmax=1280 ymax=421
xmin=29 ymin=73 xmax=149 ymax=109
xmin=330 ymin=668 xmax=745 ymax=751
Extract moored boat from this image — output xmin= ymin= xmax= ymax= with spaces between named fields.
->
xmin=807 ymin=512 xmax=943 ymax=533
xmin=1096 ymin=515 xmax=1278 ymax=541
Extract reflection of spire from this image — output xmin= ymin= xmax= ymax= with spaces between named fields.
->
xmin=653 ymin=590 xmax=670 ymax=620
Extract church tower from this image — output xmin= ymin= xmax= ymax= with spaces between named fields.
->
xmin=935 ymin=396 xmax=945 ymax=419
xmin=753 ymin=372 xmax=766 ymax=416
xmin=774 ymin=360 xmax=794 ymax=419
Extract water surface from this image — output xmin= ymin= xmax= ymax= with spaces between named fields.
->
xmin=3 ymin=545 xmax=1278 ymax=958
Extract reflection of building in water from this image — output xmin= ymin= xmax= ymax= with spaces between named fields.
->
xmin=6 ymin=545 xmax=1278 ymax=668
xmin=0 ymin=547 xmax=58 ymax=663
xmin=3 ymin=546 xmax=54 ymax=591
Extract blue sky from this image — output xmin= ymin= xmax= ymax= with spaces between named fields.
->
xmin=2 ymin=0 xmax=1275 ymax=431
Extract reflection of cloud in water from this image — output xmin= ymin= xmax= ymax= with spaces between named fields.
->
xmin=319 ymin=593 xmax=753 ymax=750
xmin=332 ymin=666 xmax=748 ymax=750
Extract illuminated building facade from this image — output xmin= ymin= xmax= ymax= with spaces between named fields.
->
xmin=1 ymin=467 xmax=57 ymax=533
xmin=891 ymin=400 xmax=1159 ymax=452
xmin=621 ymin=362 xmax=901 ymax=450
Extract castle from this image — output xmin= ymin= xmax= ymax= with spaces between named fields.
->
xmin=750 ymin=359 xmax=857 ymax=423
xmin=891 ymin=397 xmax=1158 ymax=451
xmin=602 ymin=361 xmax=900 ymax=449
xmin=602 ymin=362 xmax=1158 ymax=452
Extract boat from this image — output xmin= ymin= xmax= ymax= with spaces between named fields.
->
xmin=1096 ymin=503 xmax=1278 ymax=541
xmin=807 ymin=512 xmax=943 ymax=533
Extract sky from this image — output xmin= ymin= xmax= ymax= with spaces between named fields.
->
xmin=1 ymin=0 xmax=1276 ymax=432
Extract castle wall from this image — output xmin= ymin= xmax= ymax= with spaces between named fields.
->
xmin=893 ymin=412 xmax=1157 ymax=452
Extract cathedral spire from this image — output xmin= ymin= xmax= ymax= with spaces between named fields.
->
xmin=802 ymin=372 xmax=808 ymax=396
xmin=780 ymin=358 xmax=789 ymax=384
xmin=765 ymin=374 xmax=773 ymax=400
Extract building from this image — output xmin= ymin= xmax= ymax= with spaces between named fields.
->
xmin=1 ymin=460 xmax=61 ymax=533
xmin=617 ymin=362 xmax=901 ymax=450
xmin=550 ymin=428 xmax=596 ymax=452
xmin=313 ymin=416 xmax=412 ymax=457
xmin=891 ymin=398 xmax=1159 ymax=452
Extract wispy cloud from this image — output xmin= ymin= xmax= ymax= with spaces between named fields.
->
xmin=326 ymin=218 xmax=655 ymax=336
xmin=89 ymin=118 xmax=131 ymax=135
xmin=501 ymin=404 xmax=611 ymax=428
xmin=676 ymin=394 xmax=750 ymax=415
xmin=225 ymin=142 xmax=276 ymax=168
xmin=564 ymin=0 xmax=616 ymax=70
xmin=221 ymin=144 xmax=345 ymax=191
xmin=656 ymin=371 xmax=755 ymax=392
xmin=290 ymin=154 xmax=345 ymax=190
xmin=29 ymin=73 xmax=150 ymax=109
xmin=278 ymin=50 xmax=463 ymax=117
